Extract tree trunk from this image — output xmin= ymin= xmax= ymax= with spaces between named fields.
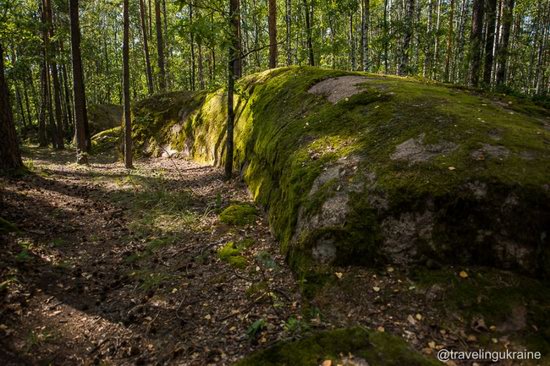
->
xmin=60 ymin=61 xmax=73 ymax=140
xmin=123 ymin=0 xmax=133 ymax=169
xmin=303 ymin=0 xmax=314 ymax=66
xmin=361 ymin=0 xmax=369 ymax=71
xmin=38 ymin=59 xmax=48 ymax=147
xmin=140 ymin=0 xmax=154 ymax=94
xmin=42 ymin=0 xmax=64 ymax=149
xmin=483 ymin=0 xmax=497 ymax=86
xmin=14 ymin=82 xmax=28 ymax=132
xmin=268 ymin=0 xmax=278 ymax=68
xmin=469 ymin=0 xmax=485 ymax=87
xmin=0 ymin=43 xmax=23 ymax=171
xmin=495 ymin=0 xmax=514 ymax=86
xmin=444 ymin=0 xmax=455 ymax=82
xmin=189 ymin=2 xmax=195 ymax=91
xmin=398 ymin=0 xmax=415 ymax=75
xmin=155 ymin=0 xmax=166 ymax=90
xmin=198 ymin=42 xmax=205 ymax=89
xmin=22 ymin=79 xmax=33 ymax=137
xmin=235 ymin=0 xmax=243 ymax=78
xmin=226 ymin=0 xmax=240 ymax=179
xmin=383 ymin=0 xmax=389 ymax=73
xmin=162 ymin=0 xmax=170 ymax=88
xmin=534 ymin=2 xmax=548 ymax=94
xmin=286 ymin=0 xmax=292 ymax=66
xmin=349 ymin=13 xmax=356 ymax=70
xmin=70 ymin=0 xmax=89 ymax=163
xmin=433 ymin=0 xmax=442 ymax=79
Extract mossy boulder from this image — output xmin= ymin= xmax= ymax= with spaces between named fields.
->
xmin=88 ymin=104 xmax=122 ymax=135
xmin=91 ymin=126 xmax=122 ymax=153
xmin=131 ymin=67 xmax=550 ymax=278
xmin=219 ymin=204 xmax=258 ymax=226
xmin=235 ymin=327 xmax=439 ymax=365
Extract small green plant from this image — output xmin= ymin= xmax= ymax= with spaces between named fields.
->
xmin=131 ymin=270 xmax=171 ymax=291
xmin=217 ymin=238 xmax=255 ymax=268
xmin=256 ymin=251 xmax=278 ymax=269
xmin=0 ymin=217 xmax=18 ymax=234
xmin=15 ymin=241 xmax=33 ymax=263
xmin=24 ymin=329 xmax=55 ymax=352
xmin=246 ymin=318 xmax=267 ymax=339
xmin=246 ymin=281 xmax=268 ymax=298
xmin=215 ymin=193 xmax=222 ymax=209
xmin=50 ymin=238 xmax=66 ymax=247
xmin=284 ymin=316 xmax=309 ymax=334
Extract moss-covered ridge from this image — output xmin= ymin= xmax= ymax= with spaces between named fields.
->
xmin=132 ymin=66 xmax=550 ymax=277
xmin=234 ymin=327 xmax=439 ymax=365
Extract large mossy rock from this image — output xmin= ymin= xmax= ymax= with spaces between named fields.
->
xmin=131 ymin=67 xmax=550 ymax=277
xmin=88 ymin=104 xmax=123 ymax=135
xmin=234 ymin=327 xmax=439 ymax=366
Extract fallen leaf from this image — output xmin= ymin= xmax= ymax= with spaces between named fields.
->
xmin=459 ymin=270 xmax=469 ymax=279
xmin=448 ymin=166 xmax=456 ymax=171
xmin=372 ymin=286 xmax=381 ymax=292
xmin=335 ymin=272 xmax=343 ymax=279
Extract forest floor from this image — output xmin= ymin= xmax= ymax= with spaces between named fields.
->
xmin=0 ymin=146 xmax=547 ymax=365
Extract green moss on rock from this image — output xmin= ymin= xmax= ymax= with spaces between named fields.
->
xmin=219 ymin=204 xmax=258 ymax=226
xmin=91 ymin=126 xmax=122 ymax=153
xmin=131 ymin=66 xmax=550 ymax=279
xmin=235 ymin=327 xmax=439 ymax=366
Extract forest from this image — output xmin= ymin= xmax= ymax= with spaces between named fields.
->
xmin=1 ymin=0 xmax=550 ymax=365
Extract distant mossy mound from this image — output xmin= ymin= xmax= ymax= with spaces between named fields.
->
xmin=131 ymin=67 xmax=550 ymax=278
xmin=234 ymin=327 xmax=439 ymax=365
xmin=88 ymin=104 xmax=122 ymax=135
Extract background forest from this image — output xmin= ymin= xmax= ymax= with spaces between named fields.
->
xmin=1 ymin=0 xmax=549 ymax=148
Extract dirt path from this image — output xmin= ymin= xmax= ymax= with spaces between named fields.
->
xmin=2 ymin=147 xmax=546 ymax=366
xmin=0 ymin=147 xmax=303 ymax=365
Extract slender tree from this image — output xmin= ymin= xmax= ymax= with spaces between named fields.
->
xmin=69 ymin=0 xmax=89 ymax=164
xmin=444 ymin=0 xmax=455 ymax=82
xmin=496 ymin=0 xmax=515 ymax=86
xmin=43 ymin=0 xmax=64 ymax=149
xmin=140 ymin=0 xmax=154 ymax=94
xmin=361 ymin=0 xmax=369 ymax=71
xmin=189 ymin=2 xmax=196 ymax=90
xmin=38 ymin=59 xmax=48 ymax=147
xmin=123 ymin=0 xmax=133 ymax=168
xmin=285 ymin=0 xmax=292 ymax=65
xmin=155 ymin=0 xmax=166 ymax=90
xmin=226 ymin=0 xmax=240 ymax=179
xmin=0 ymin=43 xmax=23 ymax=171
xmin=469 ymin=0 xmax=485 ymax=86
xmin=483 ymin=0 xmax=498 ymax=86
xmin=303 ymin=0 xmax=314 ymax=66
xmin=268 ymin=0 xmax=277 ymax=68
xmin=399 ymin=0 xmax=415 ymax=75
